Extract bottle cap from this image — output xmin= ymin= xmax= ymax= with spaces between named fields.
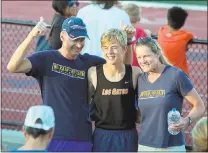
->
xmin=172 ymin=108 xmax=176 ymax=112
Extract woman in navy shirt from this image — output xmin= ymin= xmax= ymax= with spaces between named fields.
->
xmin=135 ymin=37 xmax=205 ymax=151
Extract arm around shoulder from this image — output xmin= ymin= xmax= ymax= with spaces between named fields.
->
xmin=132 ymin=66 xmax=142 ymax=76
xmin=88 ymin=66 xmax=97 ymax=103
xmin=132 ymin=66 xmax=142 ymax=89
xmin=88 ymin=66 xmax=97 ymax=88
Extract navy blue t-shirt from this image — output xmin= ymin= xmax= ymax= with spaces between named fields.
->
xmin=26 ymin=51 xmax=105 ymax=141
xmin=137 ymin=65 xmax=193 ymax=148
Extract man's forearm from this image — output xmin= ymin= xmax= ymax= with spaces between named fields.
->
xmin=7 ymin=33 xmax=34 ymax=72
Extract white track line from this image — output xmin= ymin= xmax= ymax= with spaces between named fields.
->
xmin=1 ymin=88 xmax=40 ymax=95
xmin=1 ymin=108 xmax=27 ymax=113
xmin=119 ymin=1 xmax=207 ymax=11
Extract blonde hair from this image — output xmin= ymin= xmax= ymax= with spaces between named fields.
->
xmin=101 ymin=29 xmax=127 ymax=48
xmin=121 ymin=3 xmax=141 ymax=24
xmin=136 ymin=37 xmax=169 ymax=65
xmin=191 ymin=117 xmax=208 ymax=152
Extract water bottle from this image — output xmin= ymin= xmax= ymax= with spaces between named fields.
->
xmin=168 ymin=108 xmax=181 ymax=135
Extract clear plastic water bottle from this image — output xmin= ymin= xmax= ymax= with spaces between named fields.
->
xmin=168 ymin=108 xmax=181 ymax=135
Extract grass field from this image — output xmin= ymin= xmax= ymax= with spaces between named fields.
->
xmin=138 ymin=0 xmax=207 ymax=6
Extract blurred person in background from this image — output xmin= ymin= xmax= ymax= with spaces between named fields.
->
xmin=77 ymin=0 xmax=131 ymax=57
xmin=7 ymin=16 xmax=106 ymax=152
xmin=191 ymin=117 xmax=208 ymax=152
xmin=135 ymin=37 xmax=205 ymax=151
xmin=158 ymin=6 xmax=194 ymax=76
xmin=12 ymin=105 xmax=55 ymax=152
xmin=50 ymin=0 xmax=79 ymax=49
xmin=121 ymin=3 xmax=151 ymax=67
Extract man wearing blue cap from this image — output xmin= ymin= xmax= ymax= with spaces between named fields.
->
xmin=7 ymin=16 xmax=134 ymax=151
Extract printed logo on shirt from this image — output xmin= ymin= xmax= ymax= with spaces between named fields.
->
xmin=52 ymin=63 xmax=85 ymax=79
xmin=139 ymin=90 xmax=165 ymax=99
xmin=102 ymin=88 xmax=128 ymax=95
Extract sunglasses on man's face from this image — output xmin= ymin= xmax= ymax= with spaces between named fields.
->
xmin=68 ymin=1 xmax=79 ymax=7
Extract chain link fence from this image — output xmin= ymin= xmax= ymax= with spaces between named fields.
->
xmin=1 ymin=18 xmax=207 ymax=146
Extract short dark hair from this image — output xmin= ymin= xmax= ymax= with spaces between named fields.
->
xmin=167 ymin=6 xmax=188 ymax=30
xmin=25 ymin=118 xmax=51 ymax=139
xmin=95 ymin=0 xmax=117 ymax=9
xmin=52 ymin=1 xmax=68 ymax=16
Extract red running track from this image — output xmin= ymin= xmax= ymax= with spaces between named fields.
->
xmin=2 ymin=1 xmax=207 ymax=38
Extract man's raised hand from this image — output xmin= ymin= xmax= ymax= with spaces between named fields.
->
xmin=29 ymin=17 xmax=47 ymax=37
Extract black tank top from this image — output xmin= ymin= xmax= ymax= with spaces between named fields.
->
xmin=93 ymin=64 xmax=137 ymax=130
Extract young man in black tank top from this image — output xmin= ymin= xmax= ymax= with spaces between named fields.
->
xmin=88 ymin=28 xmax=142 ymax=152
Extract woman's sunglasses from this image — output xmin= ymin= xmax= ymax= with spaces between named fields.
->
xmin=68 ymin=0 xmax=79 ymax=7
xmin=136 ymin=37 xmax=160 ymax=50
xmin=136 ymin=37 xmax=154 ymax=44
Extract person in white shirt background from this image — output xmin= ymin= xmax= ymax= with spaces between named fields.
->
xmin=77 ymin=0 xmax=131 ymax=58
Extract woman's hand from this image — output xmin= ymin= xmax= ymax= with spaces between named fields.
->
xmin=169 ymin=117 xmax=189 ymax=131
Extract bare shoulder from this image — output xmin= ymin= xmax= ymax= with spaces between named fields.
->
xmin=132 ymin=66 xmax=142 ymax=77
xmin=88 ymin=66 xmax=96 ymax=76
xmin=131 ymin=66 xmax=142 ymax=89
xmin=88 ymin=66 xmax=97 ymax=88
xmin=88 ymin=66 xmax=97 ymax=81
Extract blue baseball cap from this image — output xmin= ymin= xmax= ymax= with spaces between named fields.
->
xmin=62 ymin=17 xmax=89 ymax=40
